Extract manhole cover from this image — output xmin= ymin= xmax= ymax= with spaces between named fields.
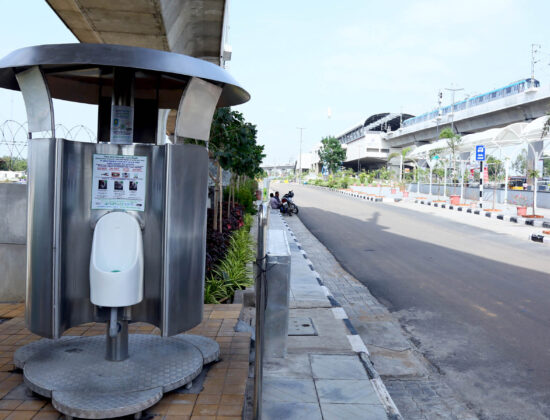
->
xmin=288 ymin=317 xmax=317 ymax=336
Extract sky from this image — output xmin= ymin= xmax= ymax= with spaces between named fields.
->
xmin=0 ymin=1 xmax=97 ymax=137
xmin=228 ymin=0 xmax=550 ymax=165
xmin=1 ymin=1 xmax=550 ymax=163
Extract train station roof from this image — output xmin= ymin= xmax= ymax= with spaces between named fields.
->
xmin=408 ymin=116 xmax=550 ymax=160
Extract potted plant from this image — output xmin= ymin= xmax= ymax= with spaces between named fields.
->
xmin=512 ymin=193 xmax=528 ymax=217
xmin=449 ymin=195 xmax=460 ymax=205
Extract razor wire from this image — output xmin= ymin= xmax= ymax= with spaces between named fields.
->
xmin=0 ymin=121 xmax=97 ymax=163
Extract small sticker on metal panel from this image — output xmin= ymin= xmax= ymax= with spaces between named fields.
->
xmin=110 ymin=105 xmax=134 ymax=144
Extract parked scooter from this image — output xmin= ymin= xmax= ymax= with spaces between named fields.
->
xmin=282 ymin=190 xmax=299 ymax=215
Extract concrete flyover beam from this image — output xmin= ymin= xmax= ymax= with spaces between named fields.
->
xmin=46 ymin=0 xmax=227 ymax=64
xmin=387 ymin=86 xmax=550 ymax=148
xmin=160 ymin=0 xmax=226 ymax=64
xmin=46 ymin=0 xmax=169 ymax=50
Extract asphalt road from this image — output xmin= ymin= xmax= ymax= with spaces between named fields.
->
xmin=286 ymin=184 xmax=550 ymax=420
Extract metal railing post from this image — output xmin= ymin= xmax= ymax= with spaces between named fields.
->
xmin=253 ymin=202 xmax=268 ymax=420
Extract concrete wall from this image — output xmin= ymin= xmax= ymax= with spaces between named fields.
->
xmin=0 ymin=183 xmax=26 ymax=302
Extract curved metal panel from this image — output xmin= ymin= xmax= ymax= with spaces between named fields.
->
xmin=25 ymin=139 xmax=57 ymax=338
xmin=15 ymin=67 xmax=55 ymax=134
xmin=175 ymin=77 xmax=222 ymax=141
xmin=26 ymin=139 xmax=206 ymax=338
xmin=162 ymin=144 xmax=208 ymax=335
xmin=0 ymin=44 xmax=249 ymax=108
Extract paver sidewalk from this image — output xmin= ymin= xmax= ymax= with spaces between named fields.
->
xmin=281 ymin=212 xmax=478 ymax=420
xmin=261 ymin=212 xmax=398 ymax=420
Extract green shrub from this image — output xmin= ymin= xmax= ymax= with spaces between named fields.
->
xmin=204 ymin=214 xmax=255 ymax=304
xmin=224 ymin=178 xmax=259 ymax=214
xmin=235 ymin=186 xmax=255 ymax=214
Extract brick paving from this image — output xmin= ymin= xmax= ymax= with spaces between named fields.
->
xmin=0 ymin=303 xmax=250 ymax=420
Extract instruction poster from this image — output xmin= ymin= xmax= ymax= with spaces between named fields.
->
xmin=91 ymin=154 xmax=147 ymax=211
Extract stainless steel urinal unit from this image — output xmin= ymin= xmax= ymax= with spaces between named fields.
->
xmin=0 ymin=43 xmax=250 ymax=418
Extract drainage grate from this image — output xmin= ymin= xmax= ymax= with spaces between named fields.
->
xmin=288 ymin=317 xmax=317 ymax=336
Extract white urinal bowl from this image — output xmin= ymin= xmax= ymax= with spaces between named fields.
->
xmin=90 ymin=212 xmax=144 ymax=307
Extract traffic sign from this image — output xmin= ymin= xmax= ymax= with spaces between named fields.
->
xmin=476 ymin=145 xmax=485 ymax=161
xmin=433 ymin=155 xmax=440 ymax=160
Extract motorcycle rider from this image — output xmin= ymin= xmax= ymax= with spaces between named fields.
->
xmin=273 ymin=191 xmax=288 ymax=214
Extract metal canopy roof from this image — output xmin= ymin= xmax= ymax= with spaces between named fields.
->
xmin=0 ymin=43 xmax=249 ymax=108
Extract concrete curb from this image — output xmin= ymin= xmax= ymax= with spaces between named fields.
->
xmin=412 ymin=198 xmax=550 ymax=227
xmin=304 ymin=185 xmax=550 ymax=248
xmin=308 ymin=185 xmax=388 ymax=202
xmin=280 ymin=217 xmax=403 ymax=420
xmin=530 ymin=233 xmax=550 ymax=246
xmin=410 ymin=199 xmax=550 ymax=246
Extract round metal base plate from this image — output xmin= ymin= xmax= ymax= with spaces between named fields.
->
xmin=14 ymin=334 xmax=219 ymax=419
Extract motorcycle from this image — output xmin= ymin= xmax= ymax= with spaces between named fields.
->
xmin=282 ymin=190 xmax=299 ymax=215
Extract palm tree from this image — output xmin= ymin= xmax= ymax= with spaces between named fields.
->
xmin=387 ymin=147 xmax=412 ymax=182
xmin=439 ymin=128 xmax=462 ymax=182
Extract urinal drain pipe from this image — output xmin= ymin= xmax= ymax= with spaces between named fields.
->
xmin=109 ymin=307 xmax=119 ymax=338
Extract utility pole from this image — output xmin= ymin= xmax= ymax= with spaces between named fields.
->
xmin=445 ymin=85 xmax=464 ymax=133
xmin=436 ymin=90 xmax=442 ymax=140
xmin=297 ymin=127 xmax=305 ymax=183
xmin=531 ymin=43 xmax=541 ymax=86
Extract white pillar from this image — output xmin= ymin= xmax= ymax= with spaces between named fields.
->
xmin=460 ymin=160 xmax=465 ymax=202
xmin=429 ymin=167 xmax=433 ymax=196
xmin=443 ymin=163 xmax=447 ymax=198
xmin=534 ymin=178 xmax=538 ymax=215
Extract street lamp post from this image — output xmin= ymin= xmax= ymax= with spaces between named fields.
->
xmin=445 ymin=86 xmax=464 ymax=133
xmin=297 ymin=127 xmax=305 ymax=183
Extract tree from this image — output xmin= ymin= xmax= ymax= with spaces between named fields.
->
xmin=0 ymin=156 xmax=26 ymax=171
xmin=486 ymin=155 xmax=504 ymax=182
xmin=512 ymin=149 xmax=527 ymax=176
xmin=318 ymin=136 xmax=346 ymax=174
xmin=208 ymin=108 xmax=265 ymax=230
xmin=387 ymin=147 xmax=412 ymax=182
xmin=439 ymin=128 xmax=461 ymax=181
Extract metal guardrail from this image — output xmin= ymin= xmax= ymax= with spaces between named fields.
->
xmin=253 ymin=202 xmax=268 ymax=420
